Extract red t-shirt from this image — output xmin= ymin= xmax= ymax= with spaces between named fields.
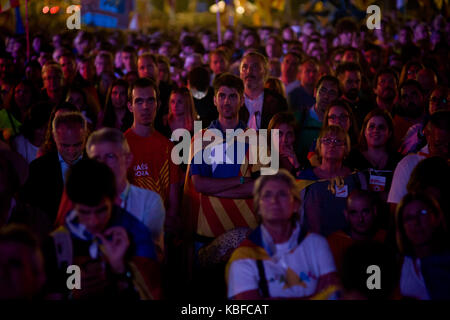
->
xmin=124 ymin=128 xmax=182 ymax=207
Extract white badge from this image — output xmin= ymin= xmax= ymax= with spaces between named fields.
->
xmin=335 ymin=184 xmax=348 ymax=198
xmin=369 ymin=175 xmax=386 ymax=192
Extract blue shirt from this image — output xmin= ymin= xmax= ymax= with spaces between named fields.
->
xmin=190 ymin=120 xmax=249 ymax=179
xmin=58 ymin=153 xmax=82 ymax=184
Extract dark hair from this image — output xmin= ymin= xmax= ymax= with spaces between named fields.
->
xmin=128 ymin=77 xmax=160 ymax=102
xmin=374 ymin=68 xmax=399 ymax=87
xmin=188 ymin=66 xmax=211 ymax=92
xmin=315 ymin=75 xmax=340 ymax=94
xmin=213 ymin=72 xmax=244 ymax=97
xmin=66 ymin=158 xmax=116 ymax=206
xmin=358 ymin=108 xmax=395 ymax=152
xmin=21 ymin=103 xmax=51 ymax=142
xmin=407 ymin=156 xmax=450 ymax=198
xmin=336 ymin=62 xmax=362 ymax=77
xmin=336 ymin=17 xmax=358 ymax=34
xmin=426 ymin=109 xmax=450 ymax=131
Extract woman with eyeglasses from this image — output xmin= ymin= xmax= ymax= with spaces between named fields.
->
xmin=395 ymin=193 xmax=450 ymax=300
xmin=307 ymin=99 xmax=359 ymax=167
xmin=298 ymin=126 xmax=367 ymax=237
xmin=347 ymin=109 xmax=403 ymax=200
xmin=226 ymin=169 xmax=340 ymax=300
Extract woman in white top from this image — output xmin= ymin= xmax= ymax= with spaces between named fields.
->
xmin=396 ymin=193 xmax=450 ymax=300
xmin=226 ymin=169 xmax=339 ymax=300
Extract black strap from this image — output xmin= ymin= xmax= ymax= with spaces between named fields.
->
xmin=256 ymin=259 xmax=269 ymax=298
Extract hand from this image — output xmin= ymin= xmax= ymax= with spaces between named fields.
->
xmin=280 ymin=146 xmax=300 ymax=168
xmin=96 ymin=226 xmax=130 ymax=274
xmin=327 ymin=176 xmax=345 ymax=195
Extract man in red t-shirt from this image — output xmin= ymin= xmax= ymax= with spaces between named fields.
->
xmin=124 ymin=77 xmax=182 ymax=233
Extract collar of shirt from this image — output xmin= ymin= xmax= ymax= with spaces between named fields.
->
xmin=244 ymin=91 xmax=264 ymax=115
xmin=119 ymin=182 xmax=131 ymax=208
xmin=260 ymin=222 xmax=301 ymax=258
xmin=58 ymin=152 xmax=82 ymax=183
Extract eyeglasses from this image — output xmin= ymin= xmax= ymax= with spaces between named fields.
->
xmin=328 ymin=114 xmax=349 ymax=121
xmin=320 ymin=137 xmax=345 ymax=146
xmin=319 ymin=87 xmax=338 ymax=97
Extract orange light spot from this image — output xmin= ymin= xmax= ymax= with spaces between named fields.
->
xmin=50 ymin=6 xmax=60 ymax=14
xmin=42 ymin=6 xmax=49 ymax=14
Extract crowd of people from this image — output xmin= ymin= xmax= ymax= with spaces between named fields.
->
xmin=0 ymin=10 xmax=449 ymax=300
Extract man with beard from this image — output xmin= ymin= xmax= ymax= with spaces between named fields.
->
xmin=393 ymin=80 xmax=426 ymax=150
xmin=373 ymin=69 xmax=398 ymax=113
xmin=336 ymin=62 xmax=375 ymax=127
xmin=239 ymin=51 xmax=288 ymax=130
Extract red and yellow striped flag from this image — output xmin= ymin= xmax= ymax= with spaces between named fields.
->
xmin=0 ymin=0 xmax=20 ymax=13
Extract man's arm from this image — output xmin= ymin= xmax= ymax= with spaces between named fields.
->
xmin=192 ymin=175 xmax=253 ymax=197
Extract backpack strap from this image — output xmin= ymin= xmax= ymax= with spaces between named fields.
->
xmin=256 ymin=259 xmax=269 ymax=298
xmin=51 ymin=226 xmax=73 ymax=270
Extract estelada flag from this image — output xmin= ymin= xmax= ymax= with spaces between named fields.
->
xmin=0 ymin=0 xmax=20 ymax=13
xmin=182 ymin=128 xmax=262 ymax=238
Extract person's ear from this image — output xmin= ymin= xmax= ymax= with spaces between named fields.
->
xmin=127 ymin=101 xmax=133 ymax=113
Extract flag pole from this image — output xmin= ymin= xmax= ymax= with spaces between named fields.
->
xmin=216 ymin=0 xmax=222 ymax=44
xmin=25 ymin=0 xmax=30 ymax=61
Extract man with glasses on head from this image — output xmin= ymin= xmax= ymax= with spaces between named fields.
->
xmin=296 ymin=75 xmax=340 ymax=163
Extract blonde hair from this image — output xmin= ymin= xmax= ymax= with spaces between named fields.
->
xmin=168 ymin=87 xmax=197 ymax=132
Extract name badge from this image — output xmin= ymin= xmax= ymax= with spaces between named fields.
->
xmin=335 ymin=184 xmax=348 ymax=198
xmin=369 ymin=175 xmax=386 ymax=192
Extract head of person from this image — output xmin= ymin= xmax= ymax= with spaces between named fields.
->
xmin=213 ymin=72 xmax=245 ymax=120
xmin=282 ymin=26 xmax=295 ymax=42
xmin=156 ymin=55 xmax=171 ymax=83
xmin=58 ymin=52 xmax=76 ymax=82
xmin=108 ymin=79 xmax=129 ymax=110
xmin=66 ymin=87 xmax=87 ymax=112
xmin=77 ymin=56 xmax=95 ymax=82
xmin=358 ymin=108 xmax=394 ymax=152
xmin=424 ymin=110 xmax=450 ymax=159
xmin=265 ymin=34 xmax=283 ymax=59
xmin=268 ymin=59 xmax=281 ymax=78
xmin=267 ymin=112 xmax=297 ymax=153
xmin=188 ymin=66 xmax=210 ymax=93
xmin=239 ymin=51 xmax=269 ymax=93
xmin=399 ymin=79 xmax=425 ymax=118
xmin=342 ymin=48 xmax=360 ymax=65
xmin=298 ymin=58 xmax=319 ymax=88
xmin=0 ymin=225 xmax=46 ymax=299
xmin=323 ymin=99 xmax=358 ymax=137
xmin=74 ymin=31 xmax=93 ymax=56
xmin=314 ymin=75 xmax=340 ymax=114
xmin=264 ymin=77 xmax=286 ymax=98
xmin=42 ymin=62 xmax=64 ymax=96
xmin=398 ymin=26 xmax=413 ymax=45
xmin=20 ymin=103 xmax=49 ymax=147
xmin=86 ymin=128 xmax=132 ymax=191
xmin=414 ymin=23 xmax=430 ymax=43
xmin=13 ymin=80 xmax=35 ymax=110
xmin=137 ymin=53 xmax=158 ymax=82
xmin=66 ymin=159 xmax=116 ymax=235
xmin=253 ymin=169 xmax=301 ymax=226
xmin=416 ymin=68 xmax=438 ymax=98
xmin=336 ymin=62 xmax=362 ymax=101
xmin=52 ymin=111 xmax=88 ymax=165
xmin=168 ymin=87 xmax=197 ymax=131
xmin=363 ymin=43 xmax=382 ymax=70
xmin=128 ymin=77 xmax=160 ymax=128
xmin=184 ymin=53 xmax=204 ymax=73
xmin=336 ymin=18 xmax=358 ymax=47
xmin=396 ymin=193 xmax=448 ymax=257
xmin=345 ymin=189 xmax=379 ymax=237
xmin=400 ymin=61 xmax=424 ymax=83
xmin=428 ymin=85 xmax=449 ymax=115
xmin=94 ymin=51 xmax=114 ymax=77
xmin=281 ymin=51 xmax=302 ymax=83
xmin=374 ymin=68 xmax=398 ymax=103
xmin=121 ymin=46 xmax=137 ymax=73
xmin=315 ymin=125 xmax=351 ymax=163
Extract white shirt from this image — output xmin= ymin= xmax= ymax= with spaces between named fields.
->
xmin=387 ymin=145 xmax=429 ymax=204
xmin=12 ymin=135 xmax=39 ymax=164
xmin=227 ymin=225 xmax=336 ymax=299
xmin=400 ymin=257 xmax=430 ymax=300
xmin=245 ymin=92 xmax=264 ymax=130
